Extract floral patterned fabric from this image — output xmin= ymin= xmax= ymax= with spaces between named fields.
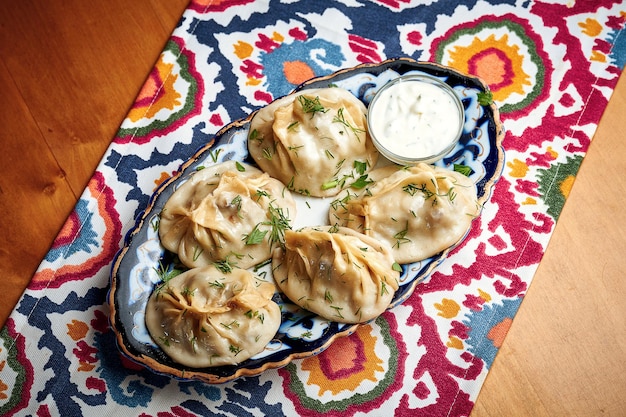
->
xmin=2 ymin=1 xmax=625 ymax=416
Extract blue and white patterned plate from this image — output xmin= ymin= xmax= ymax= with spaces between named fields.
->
xmin=109 ymin=57 xmax=505 ymax=383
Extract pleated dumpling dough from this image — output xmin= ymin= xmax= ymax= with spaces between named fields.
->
xmin=248 ymin=87 xmax=378 ymax=197
xmin=145 ymin=265 xmax=281 ymax=367
xmin=329 ymin=163 xmax=480 ymax=263
xmin=159 ymin=160 xmax=296 ymax=270
xmin=272 ymin=226 xmax=400 ymax=324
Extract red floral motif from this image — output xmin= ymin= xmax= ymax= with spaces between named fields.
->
xmin=28 ymin=172 xmax=122 ymax=290
xmin=188 ymin=0 xmax=255 ymax=13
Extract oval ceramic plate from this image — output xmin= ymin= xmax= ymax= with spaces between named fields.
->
xmin=109 ymin=57 xmax=505 ymax=383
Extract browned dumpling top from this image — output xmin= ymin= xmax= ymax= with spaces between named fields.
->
xmin=158 ymin=160 xmax=296 ymax=270
xmin=329 ymin=163 xmax=480 ymax=263
xmin=145 ymin=265 xmax=281 ymax=367
xmin=248 ymin=87 xmax=378 ymax=197
xmin=272 ymin=226 xmax=399 ymax=324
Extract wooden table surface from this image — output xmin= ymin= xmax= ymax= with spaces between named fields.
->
xmin=2 ymin=2 xmax=625 ymax=415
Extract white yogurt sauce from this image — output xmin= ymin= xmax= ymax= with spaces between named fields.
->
xmin=369 ymin=80 xmax=462 ymax=160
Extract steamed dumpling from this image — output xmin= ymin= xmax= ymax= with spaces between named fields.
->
xmin=248 ymin=87 xmax=378 ymax=197
xmin=145 ymin=265 xmax=281 ymax=367
xmin=329 ymin=163 xmax=480 ymax=263
xmin=272 ymin=226 xmax=400 ymax=323
xmin=159 ymin=160 xmax=296 ymax=270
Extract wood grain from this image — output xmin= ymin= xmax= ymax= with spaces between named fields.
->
xmin=1 ymin=2 xmax=625 ymax=414
xmin=471 ymin=72 xmax=626 ymax=417
xmin=0 ymin=0 xmax=189 ymax=326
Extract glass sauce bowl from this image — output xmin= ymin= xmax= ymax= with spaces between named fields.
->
xmin=367 ymin=74 xmax=464 ymax=165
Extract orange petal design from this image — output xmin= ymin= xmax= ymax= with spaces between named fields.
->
xmin=559 ymin=175 xmax=576 ymax=198
xmin=507 ymin=158 xmax=528 ymax=178
xmin=591 ymin=50 xmax=607 ymax=63
xmin=0 ymin=377 xmax=8 ymax=400
xmin=435 ymin=298 xmax=460 ymax=319
xmin=154 ymin=171 xmax=172 ymax=190
xmin=127 ymin=55 xmax=181 ymax=123
xmin=78 ymin=362 xmax=96 ymax=372
xmin=447 ymin=336 xmax=464 ymax=349
xmin=283 ymin=60 xmax=316 ymax=85
xmin=234 ymin=40 xmax=253 ymax=59
xmin=546 ymin=146 xmax=558 ymax=159
xmin=448 ymin=34 xmax=531 ymax=103
xmin=67 ymin=320 xmax=89 ymax=341
xmin=478 ymin=289 xmax=492 ymax=303
xmin=246 ymin=76 xmax=262 ymax=86
xmin=487 ymin=317 xmax=513 ymax=348
xmin=579 ymin=18 xmax=602 ymax=37
xmin=301 ymin=324 xmax=383 ymax=395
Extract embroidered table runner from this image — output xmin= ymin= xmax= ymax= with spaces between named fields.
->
xmin=2 ymin=1 xmax=625 ymax=416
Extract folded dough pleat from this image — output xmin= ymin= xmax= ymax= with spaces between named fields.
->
xmin=329 ymin=163 xmax=480 ymax=263
xmin=159 ymin=161 xmax=296 ymax=270
xmin=146 ymin=265 xmax=282 ymax=367
xmin=273 ymin=226 xmax=399 ymax=324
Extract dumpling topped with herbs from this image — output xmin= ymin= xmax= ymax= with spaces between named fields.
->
xmin=248 ymin=87 xmax=378 ymax=197
xmin=272 ymin=226 xmax=400 ymax=324
xmin=329 ymin=163 xmax=480 ymax=264
xmin=145 ymin=265 xmax=281 ymax=367
xmin=159 ymin=160 xmax=296 ymax=270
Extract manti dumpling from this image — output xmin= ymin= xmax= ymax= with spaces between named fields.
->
xmin=248 ymin=87 xmax=378 ymax=197
xmin=159 ymin=160 xmax=296 ymax=270
xmin=145 ymin=265 xmax=282 ymax=367
xmin=272 ymin=226 xmax=400 ymax=324
xmin=329 ymin=163 xmax=480 ymax=263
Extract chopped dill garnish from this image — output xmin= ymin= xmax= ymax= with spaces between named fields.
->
xmin=192 ymin=245 xmax=204 ymax=261
xmin=221 ymin=320 xmax=241 ymax=330
xmin=254 ymin=189 xmax=271 ymax=201
xmin=249 ymin=129 xmax=263 ymax=144
xmin=353 ymin=160 xmax=368 ymax=175
xmin=393 ymin=222 xmax=411 ymax=248
xmin=151 ymin=215 xmax=160 ymax=232
xmin=351 ymin=175 xmax=372 ymax=189
xmin=209 ymin=279 xmax=225 ymax=289
xmin=333 ymin=107 xmax=365 ymax=141
xmin=288 ymin=144 xmax=304 ymax=156
xmin=298 ymin=95 xmax=327 ymax=117
xmin=381 ymin=281 xmax=389 ymax=296
xmin=209 ymin=148 xmax=222 ymax=162
xmin=245 ymin=310 xmax=265 ymax=323
xmin=230 ymin=195 xmax=243 ymax=218
xmin=477 ymin=90 xmax=493 ymax=106
xmin=181 ymin=287 xmax=195 ymax=297
xmin=153 ymin=261 xmax=183 ymax=293
xmin=252 ymin=258 xmax=272 ymax=272
xmin=453 ymin=164 xmax=473 ymax=177
xmin=262 ymin=203 xmax=292 ymax=248
xmin=321 ymin=179 xmax=338 ymax=190
xmin=243 ymin=223 xmax=268 ymax=245
xmin=330 ymin=305 xmax=344 ymax=319
xmin=214 ymin=255 xmax=238 ymax=273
